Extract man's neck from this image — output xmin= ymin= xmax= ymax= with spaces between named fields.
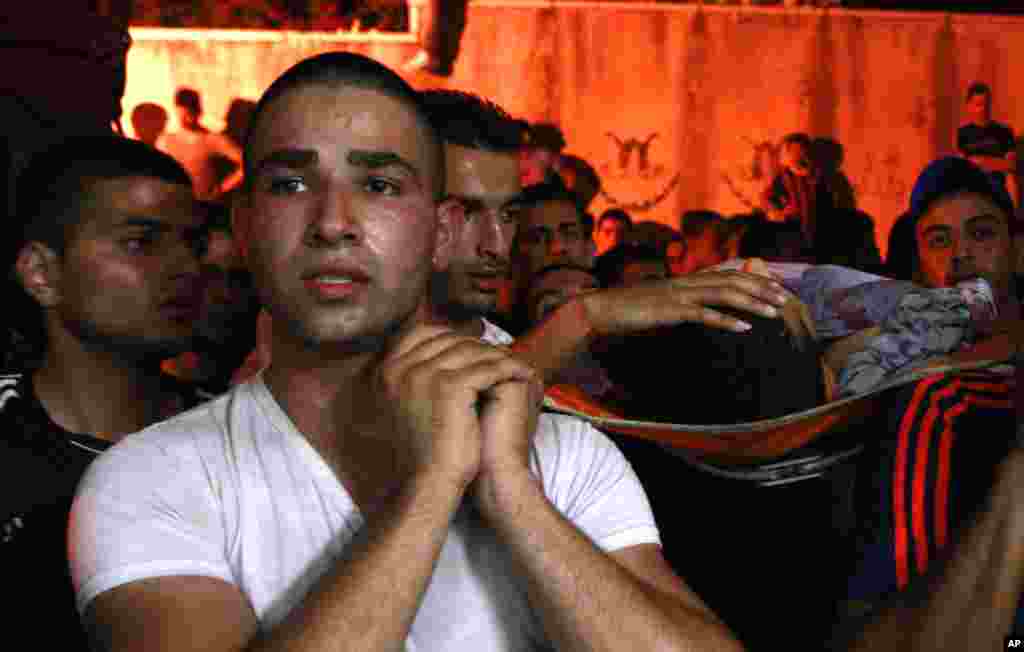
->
xmin=32 ymin=339 xmax=171 ymax=442
xmin=424 ymin=297 xmax=485 ymax=338
xmin=262 ymin=328 xmax=411 ymax=508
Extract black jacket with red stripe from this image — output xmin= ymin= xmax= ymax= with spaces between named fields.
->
xmin=846 ymin=370 xmax=1018 ymax=625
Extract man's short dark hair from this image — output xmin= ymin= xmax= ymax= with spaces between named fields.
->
xmin=781 ymin=132 xmax=813 ymax=150
xmin=737 ymin=215 xmax=806 ymax=260
xmin=243 ymin=52 xmax=444 ymax=199
xmin=593 ymin=243 xmax=665 ymax=288
xmin=174 ymin=87 xmax=202 ymax=114
xmin=527 ymin=123 xmax=567 ymax=152
xmin=14 ymin=135 xmax=192 ymax=258
xmin=419 ymin=89 xmax=521 ymax=153
xmin=966 ymin=82 xmax=992 ymax=102
xmin=598 ymin=208 xmax=632 ymax=230
xmin=518 ymin=177 xmax=581 ymax=213
xmin=679 ymin=210 xmax=722 ymax=238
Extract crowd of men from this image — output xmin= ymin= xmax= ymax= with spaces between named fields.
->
xmin=2 ymin=10 xmax=1024 ymax=651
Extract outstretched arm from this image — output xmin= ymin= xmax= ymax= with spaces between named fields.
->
xmin=510 ymin=271 xmax=808 ymax=383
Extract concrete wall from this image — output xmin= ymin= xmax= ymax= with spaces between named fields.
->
xmin=125 ymin=5 xmax=1024 ymax=253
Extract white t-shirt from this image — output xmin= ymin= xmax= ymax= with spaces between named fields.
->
xmin=70 ymin=375 xmax=658 ymax=649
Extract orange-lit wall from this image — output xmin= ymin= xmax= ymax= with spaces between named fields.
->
xmin=125 ymin=5 xmax=1024 ymax=254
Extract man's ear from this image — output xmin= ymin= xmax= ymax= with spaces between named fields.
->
xmin=432 ymin=197 xmax=464 ymax=271
xmin=15 ymin=241 xmax=62 ymax=308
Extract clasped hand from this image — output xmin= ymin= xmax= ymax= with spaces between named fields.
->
xmin=375 ymin=325 xmax=544 ymax=501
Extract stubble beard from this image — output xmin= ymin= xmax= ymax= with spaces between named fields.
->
xmin=429 ymin=270 xmax=495 ymax=326
xmin=62 ymin=315 xmax=193 ymax=366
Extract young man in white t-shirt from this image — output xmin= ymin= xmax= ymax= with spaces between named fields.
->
xmin=70 ymin=53 xmax=743 ymax=651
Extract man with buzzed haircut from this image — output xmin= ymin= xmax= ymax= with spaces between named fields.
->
xmin=71 ymin=52 xmax=745 ymax=652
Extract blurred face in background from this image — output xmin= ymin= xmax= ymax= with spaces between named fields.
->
xmin=781 ymin=141 xmax=812 ymax=177
xmin=594 ymin=216 xmax=628 ymax=257
xmin=665 ymin=240 xmax=687 ymax=276
xmin=520 ymin=147 xmax=556 ymax=186
xmin=196 ymin=224 xmax=260 ymax=347
xmin=966 ymin=92 xmax=991 ymax=125
xmin=679 ymin=228 xmax=721 ymax=275
xmin=517 ymin=199 xmax=588 ymax=279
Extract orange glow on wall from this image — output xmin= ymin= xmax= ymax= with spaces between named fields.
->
xmin=125 ymin=6 xmax=1024 ymax=257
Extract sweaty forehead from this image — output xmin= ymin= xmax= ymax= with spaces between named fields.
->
xmin=444 ymin=144 xmax=520 ymax=202
xmin=86 ymin=176 xmax=199 ymax=225
xmin=918 ymin=192 xmax=1007 ymax=233
xmin=250 ymin=84 xmax=436 ymax=177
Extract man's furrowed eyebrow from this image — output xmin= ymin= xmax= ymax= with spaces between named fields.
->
xmin=965 ymin=213 xmax=1003 ymax=228
xmin=346 ymin=149 xmax=420 ymax=179
xmin=252 ymin=149 xmax=318 ymax=176
xmin=922 ymin=224 xmax=952 ymax=236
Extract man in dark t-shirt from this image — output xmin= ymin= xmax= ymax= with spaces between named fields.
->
xmin=0 ymin=136 xmax=208 ymax=649
xmin=0 ymin=371 xmax=203 ymax=649
xmin=957 ymin=82 xmax=1018 ymax=208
